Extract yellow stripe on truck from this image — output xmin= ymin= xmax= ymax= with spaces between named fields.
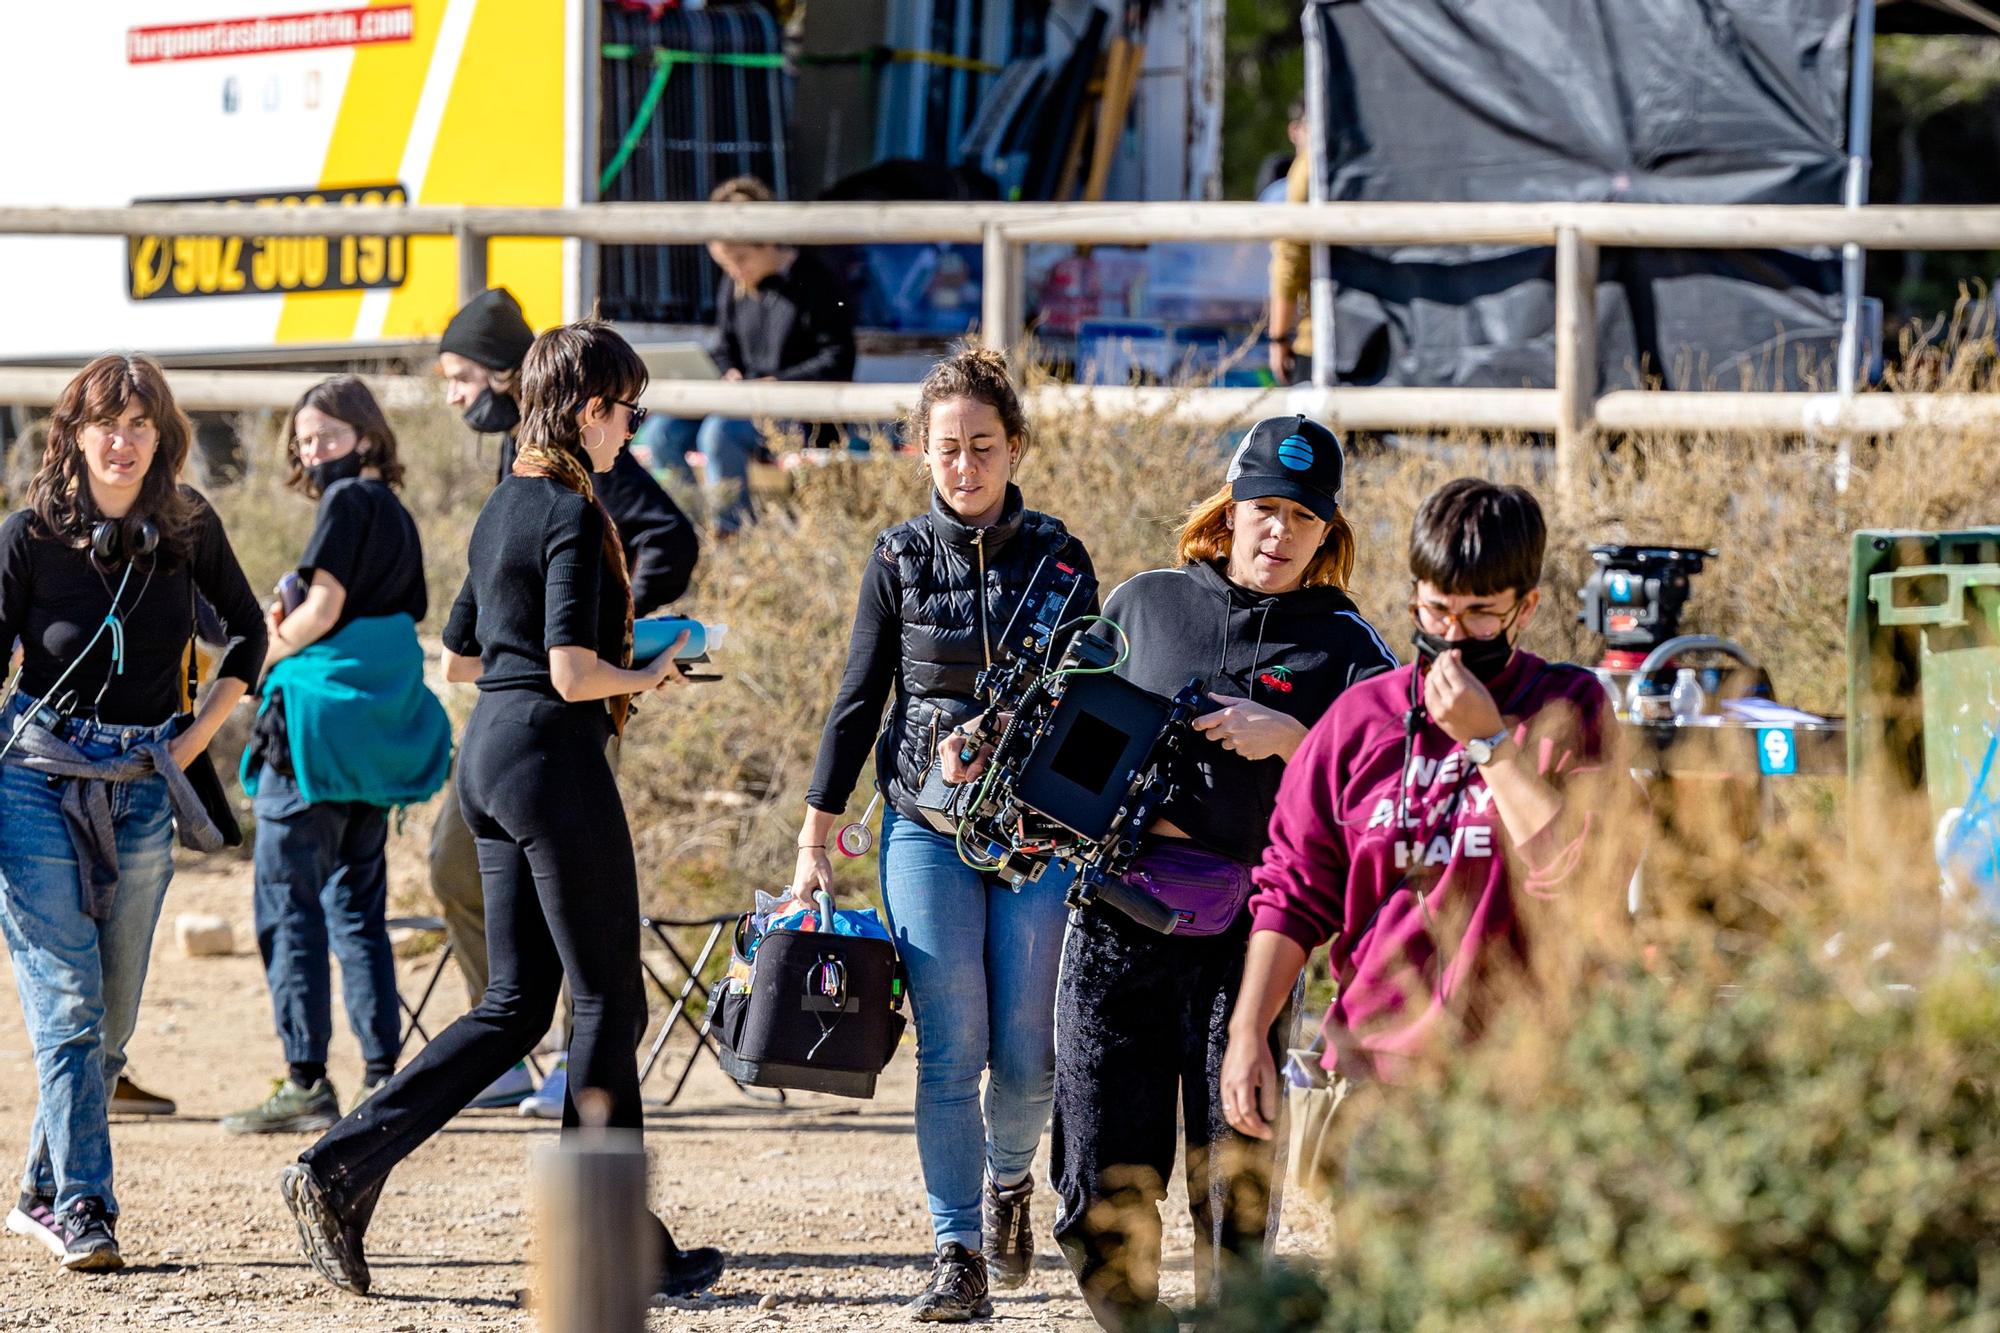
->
xmin=382 ymin=0 xmax=566 ymax=340
xmin=277 ymin=0 xmax=450 ymax=344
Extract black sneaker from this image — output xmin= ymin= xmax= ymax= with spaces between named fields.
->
xmin=55 ymin=1197 xmax=122 ymax=1273
xmin=906 ymin=1242 xmax=992 ymax=1322
xmin=981 ymin=1174 xmax=1035 ymax=1290
xmin=5 ymin=1190 xmax=64 ymax=1260
xmin=655 ymin=1239 xmax=726 ymax=1299
xmin=279 ymin=1162 xmax=370 ymax=1295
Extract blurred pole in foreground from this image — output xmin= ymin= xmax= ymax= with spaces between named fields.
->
xmin=534 ymin=1094 xmax=648 ymax=1333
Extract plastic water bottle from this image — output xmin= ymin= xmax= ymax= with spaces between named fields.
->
xmin=1669 ymin=667 xmax=1707 ymax=723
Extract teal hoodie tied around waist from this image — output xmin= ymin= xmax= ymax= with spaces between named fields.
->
xmin=240 ymin=613 xmax=452 ymax=808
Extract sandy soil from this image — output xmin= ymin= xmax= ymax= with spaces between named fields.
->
xmin=0 ymin=855 xmax=1326 ymax=1330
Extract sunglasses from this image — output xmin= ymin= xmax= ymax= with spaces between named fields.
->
xmin=614 ymin=399 xmax=648 ymax=433
xmin=573 ymin=399 xmax=649 ymax=434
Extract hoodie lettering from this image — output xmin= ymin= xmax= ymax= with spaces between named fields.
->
xmin=1391 ymin=821 xmax=1495 ymax=868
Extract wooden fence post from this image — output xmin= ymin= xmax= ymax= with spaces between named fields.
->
xmin=457 ymin=222 xmax=489 ymax=308
xmin=533 ymin=1128 xmax=650 ymax=1333
xmin=981 ymin=224 xmax=1024 ymax=369
xmin=1554 ymin=225 xmax=1599 ymax=503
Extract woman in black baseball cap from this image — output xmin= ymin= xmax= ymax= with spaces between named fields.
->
xmin=1047 ymin=414 xmax=1396 ymax=1328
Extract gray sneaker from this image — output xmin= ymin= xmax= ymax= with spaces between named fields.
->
xmin=6 ymin=1190 xmax=64 ymax=1260
xmin=222 ymin=1078 xmax=340 ymax=1135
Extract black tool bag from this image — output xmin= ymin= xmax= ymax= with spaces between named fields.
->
xmin=709 ymin=901 xmax=906 ymax=1099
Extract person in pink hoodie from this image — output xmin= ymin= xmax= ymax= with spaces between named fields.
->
xmin=1221 ymin=478 xmax=1625 ymax=1138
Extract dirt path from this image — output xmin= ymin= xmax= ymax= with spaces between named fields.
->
xmin=0 ymin=855 xmax=1326 ymax=1329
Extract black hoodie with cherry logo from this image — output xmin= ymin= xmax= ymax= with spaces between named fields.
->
xmin=1103 ymin=559 xmax=1397 ymax=865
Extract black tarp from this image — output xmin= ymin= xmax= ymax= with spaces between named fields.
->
xmin=1306 ymin=0 xmax=1854 ymax=391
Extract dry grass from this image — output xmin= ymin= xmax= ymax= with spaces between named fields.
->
xmin=191 ymin=347 xmax=2000 ymax=919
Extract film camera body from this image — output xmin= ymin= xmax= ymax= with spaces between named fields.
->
xmin=914 ymin=555 xmax=1205 ymax=934
xmin=1578 ymin=544 xmax=1716 ymax=663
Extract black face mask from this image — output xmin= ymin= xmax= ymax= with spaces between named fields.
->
xmin=461 ymin=386 xmax=520 ymax=435
xmin=306 ymin=451 xmax=367 ymax=495
xmin=1413 ymin=625 xmax=1516 ymax=684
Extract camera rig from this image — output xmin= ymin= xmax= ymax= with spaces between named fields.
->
xmin=913 ymin=555 xmax=1204 ymax=934
xmin=1578 ymin=544 xmax=1717 ymax=665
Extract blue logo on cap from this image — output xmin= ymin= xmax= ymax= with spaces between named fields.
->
xmin=1276 ymin=433 xmax=1315 ymax=472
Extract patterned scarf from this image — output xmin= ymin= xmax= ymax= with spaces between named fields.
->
xmin=511 ymin=439 xmax=636 ymax=734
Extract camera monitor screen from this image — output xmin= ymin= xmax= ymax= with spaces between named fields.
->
xmin=1048 ymin=711 xmax=1128 ymax=795
xmin=1016 ymin=672 xmax=1174 ymax=842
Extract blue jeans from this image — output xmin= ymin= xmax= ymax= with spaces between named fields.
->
xmin=632 ymin=415 xmax=700 ymax=491
xmin=878 ymin=808 xmax=1073 ymax=1250
xmin=695 ymin=416 xmax=763 ymax=535
xmin=0 ymin=700 xmax=177 ymax=1214
xmin=251 ymin=765 xmax=401 ymax=1074
xmin=632 ymin=414 xmax=763 ymax=534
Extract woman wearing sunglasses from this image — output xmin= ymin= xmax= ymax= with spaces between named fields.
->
xmin=278 ymin=321 xmax=723 ymax=1303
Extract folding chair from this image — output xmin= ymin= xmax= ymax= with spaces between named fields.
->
xmin=638 ymin=912 xmax=784 ymax=1107
xmin=387 ymin=916 xmax=456 ymax=1060
xmin=387 ymin=915 xmax=544 ymax=1079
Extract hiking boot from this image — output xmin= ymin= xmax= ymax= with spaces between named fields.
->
xmin=906 ymin=1242 xmax=992 ymax=1322
xmin=279 ymin=1162 xmax=370 ymax=1295
xmin=465 ymin=1061 xmax=535 ymax=1110
xmin=5 ymin=1190 xmax=64 ymax=1260
xmin=55 ymin=1198 xmax=122 ymax=1273
xmin=655 ymin=1232 xmax=726 ymax=1299
xmin=110 ymin=1073 xmax=177 ymax=1116
xmin=223 ymin=1078 xmax=340 ymax=1135
xmin=981 ymin=1174 xmax=1035 ymax=1289
xmin=519 ymin=1059 xmax=567 ymax=1120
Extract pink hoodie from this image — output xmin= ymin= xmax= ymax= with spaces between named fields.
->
xmin=1247 ymin=649 xmax=1616 ymax=1081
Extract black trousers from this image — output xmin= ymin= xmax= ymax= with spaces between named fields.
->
xmin=301 ymin=693 xmax=658 ymax=1235
xmin=1051 ymin=906 xmax=1285 ymax=1331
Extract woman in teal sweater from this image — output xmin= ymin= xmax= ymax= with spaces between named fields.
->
xmin=224 ymin=376 xmax=450 ymax=1134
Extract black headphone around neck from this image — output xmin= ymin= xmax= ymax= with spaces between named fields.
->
xmin=91 ymin=518 xmax=160 ymax=568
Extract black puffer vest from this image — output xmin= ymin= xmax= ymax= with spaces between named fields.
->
xmin=874 ymin=485 xmax=1088 ymax=822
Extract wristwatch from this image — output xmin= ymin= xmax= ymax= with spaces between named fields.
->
xmin=1465 ymin=727 xmax=1512 ymax=766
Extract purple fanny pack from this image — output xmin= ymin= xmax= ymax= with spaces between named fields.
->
xmin=1119 ymin=841 xmax=1255 ymax=937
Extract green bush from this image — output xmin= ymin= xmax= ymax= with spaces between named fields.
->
xmin=1199 ymin=941 xmax=2000 ymax=1333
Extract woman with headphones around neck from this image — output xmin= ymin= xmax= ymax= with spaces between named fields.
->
xmin=792 ymin=347 xmax=1096 ymax=1321
xmin=279 ymin=321 xmax=724 ymax=1303
xmin=0 ymin=354 xmax=266 ymax=1274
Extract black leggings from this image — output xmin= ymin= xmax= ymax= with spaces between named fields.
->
xmin=1050 ymin=907 xmax=1287 ymax=1330
xmin=301 ymin=692 xmax=650 ymax=1216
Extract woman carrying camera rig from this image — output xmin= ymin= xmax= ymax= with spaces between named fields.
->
xmin=0 ymin=354 xmax=266 ymax=1273
xmin=791 ymin=347 xmax=1097 ymax=1320
xmin=223 ymin=376 xmax=452 ymax=1135
xmin=1048 ymin=417 xmax=1395 ymax=1329
xmin=277 ymin=321 xmax=723 ymax=1302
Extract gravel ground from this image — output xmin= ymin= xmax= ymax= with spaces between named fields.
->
xmin=0 ymin=859 xmax=1327 ymax=1330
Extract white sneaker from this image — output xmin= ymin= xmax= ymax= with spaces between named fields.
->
xmin=519 ymin=1060 xmax=567 ymax=1119
xmin=465 ymin=1061 xmax=535 ymax=1110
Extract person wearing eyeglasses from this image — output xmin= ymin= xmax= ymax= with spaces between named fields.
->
xmin=1219 ymin=478 xmax=1628 ymax=1143
xmin=430 ymin=287 xmax=698 ymax=1116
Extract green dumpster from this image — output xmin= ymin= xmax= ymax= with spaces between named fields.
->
xmin=1848 ymin=529 xmax=2000 ymax=867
